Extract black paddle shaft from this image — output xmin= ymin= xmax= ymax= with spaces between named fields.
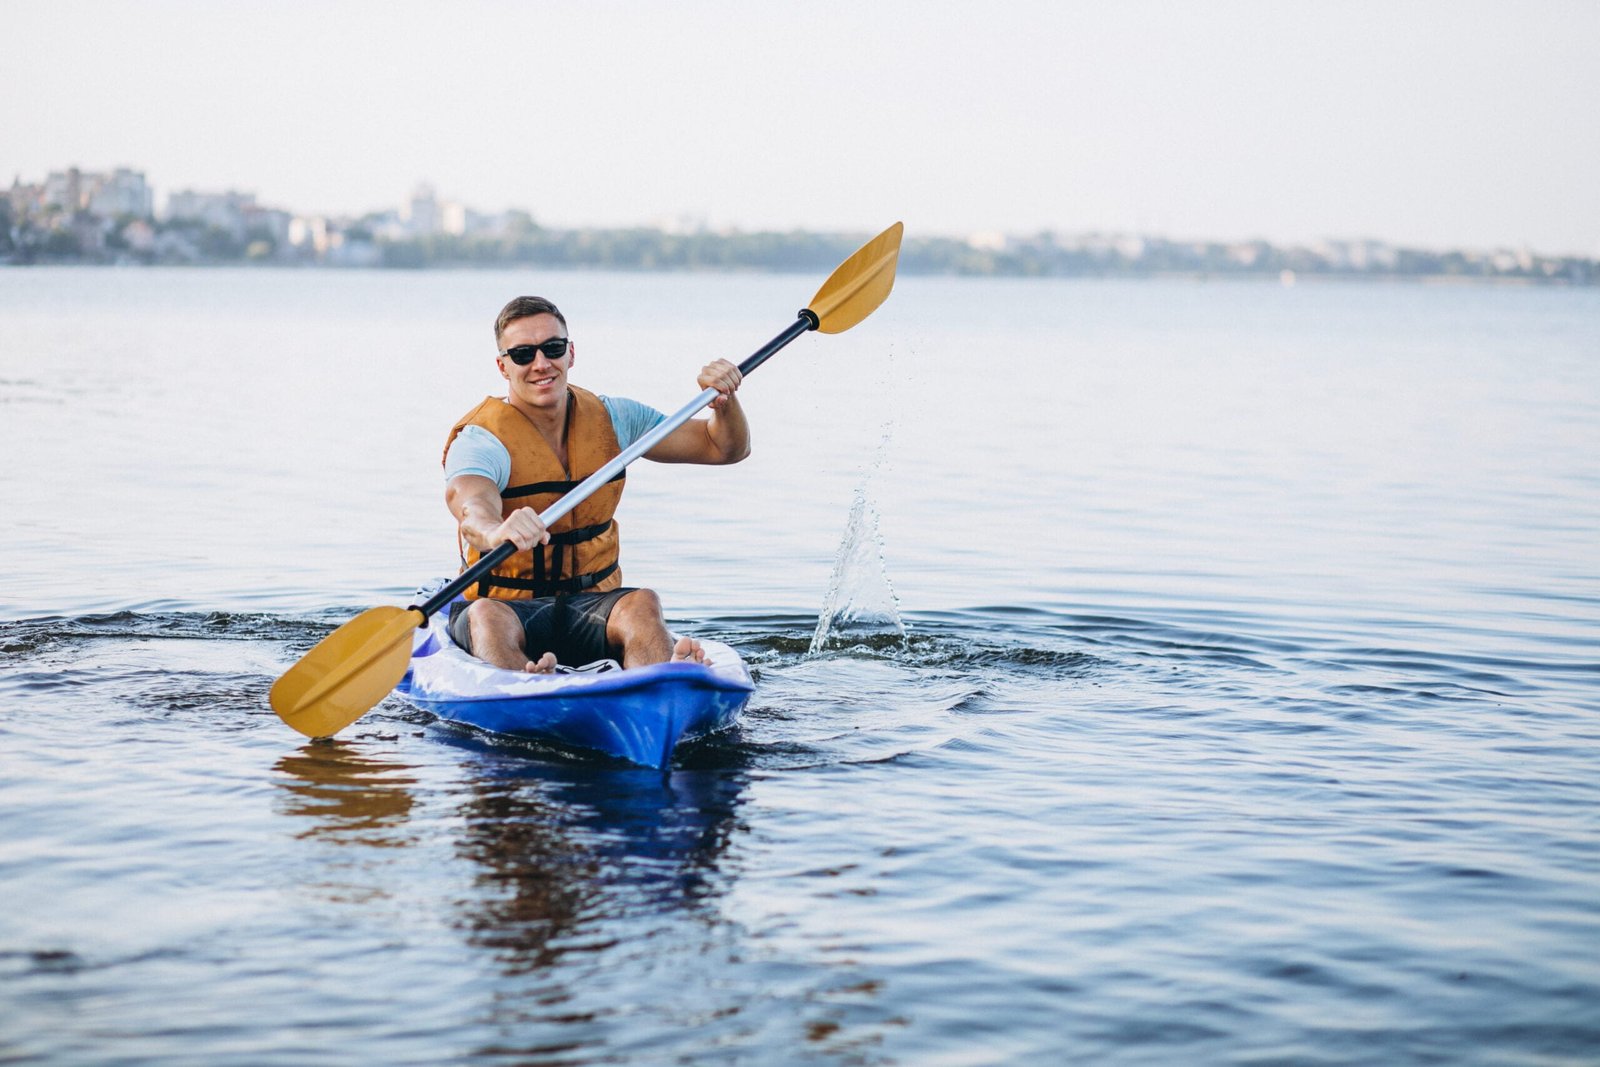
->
xmin=738 ymin=309 xmax=818 ymax=377
xmin=413 ymin=541 xmax=517 ymax=618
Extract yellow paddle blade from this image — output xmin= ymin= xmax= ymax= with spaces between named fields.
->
xmin=806 ymin=221 xmax=904 ymax=334
xmin=269 ymin=606 xmax=424 ymax=739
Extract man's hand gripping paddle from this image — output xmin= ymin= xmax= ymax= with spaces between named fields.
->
xmin=270 ymin=222 xmax=904 ymax=739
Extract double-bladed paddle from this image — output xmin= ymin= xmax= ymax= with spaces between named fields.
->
xmin=270 ymin=221 xmax=904 ymax=738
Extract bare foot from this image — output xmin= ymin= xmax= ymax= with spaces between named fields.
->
xmin=670 ymin=637 xmax=710 ymax=666
xmin=523 ymin=652 xmax=557 ymax=674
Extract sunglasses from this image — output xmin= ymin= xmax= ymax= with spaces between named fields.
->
xmin=500 ymin=338 xmax=572 ymax=365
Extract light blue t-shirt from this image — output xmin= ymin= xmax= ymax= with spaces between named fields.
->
xmin=443 ymin=395 xmax=666 ymax=490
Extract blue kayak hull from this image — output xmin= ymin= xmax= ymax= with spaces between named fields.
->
xmin=394 ymin=604 xmax=753 ymax=768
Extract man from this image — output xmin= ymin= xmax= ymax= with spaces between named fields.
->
xmin=443 ymin=295 xmax=748 ymax=673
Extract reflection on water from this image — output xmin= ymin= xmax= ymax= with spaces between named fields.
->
xmin=269 ymin=729 xmax=751 ymax=1009
xmin=448 ymin=745 xmax=747 ymax=979
xmin=273 ymin=741 xmax=418 ymax=846
xmin=457 ymin=777 xmax=593 ymax=976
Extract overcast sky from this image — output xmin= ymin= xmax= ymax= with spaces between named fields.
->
xmin=7 ymin=0 xmax=1597 ymax=255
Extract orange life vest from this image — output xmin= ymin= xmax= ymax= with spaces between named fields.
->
xmin=443 ymin=387 xmax=625 ymax=600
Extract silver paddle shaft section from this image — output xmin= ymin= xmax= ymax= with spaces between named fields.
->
xmin=539 ymin=384 xmax=719 ymax=529
xmin=538 ymin=310 xmax=816 ymax=528
xmin=413 ymin=312 xmax=816 ymax=619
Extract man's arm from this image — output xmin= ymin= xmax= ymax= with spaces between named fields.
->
xmin=643 ymin=358 xmax=751 ymax=465
xmin=446 ymin=474 xmax=549 ymax=552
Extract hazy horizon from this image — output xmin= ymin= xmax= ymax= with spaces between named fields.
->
xmin=7 ymin=0 xmax=1598 ymax=257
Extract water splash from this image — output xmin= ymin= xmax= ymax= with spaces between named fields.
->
xmin=810 ymin=429 xmax=906 ymax=655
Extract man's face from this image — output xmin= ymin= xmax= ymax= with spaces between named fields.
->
xmin=497 ymin=313 xmax=573 ymax=411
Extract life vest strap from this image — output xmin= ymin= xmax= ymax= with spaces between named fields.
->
xmin=475 ymin=562 xmax=620 ymax=598
xmin=546 ymin=521 xmax=611 ymax=547
xmin=531 ymin=521 xmax=611 ymax=591
xmin=504 ymin=469 xmax=625 ymax=500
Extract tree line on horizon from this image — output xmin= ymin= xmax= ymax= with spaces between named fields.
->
xmin=3 ymin=199 xmax=1593 ymax=285
xmin=383 ymin=228 xmax=1593 ymax=284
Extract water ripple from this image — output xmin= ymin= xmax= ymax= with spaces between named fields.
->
xmin=2 ymin=586 xmax=1597 ymax=1064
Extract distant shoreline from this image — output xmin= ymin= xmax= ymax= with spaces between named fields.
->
xmin=6 ymin=231 xmax=1592 ymax=286
xmin=9 ymin=167 xmax=1593 ymax=285
xmin=4 ymin=260 xmax=1594 ymax=288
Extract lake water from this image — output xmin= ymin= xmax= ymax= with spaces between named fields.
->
xmin=1 ymin=266 xmax=1597 ymax=1064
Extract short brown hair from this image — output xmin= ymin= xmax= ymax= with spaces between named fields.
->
xmin=494 ymin=296 xmax=567 ymax=347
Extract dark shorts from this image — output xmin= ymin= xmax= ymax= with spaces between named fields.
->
xmin=448 ymin=589 xmax=634 ymax=667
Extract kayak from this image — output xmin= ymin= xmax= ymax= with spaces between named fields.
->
xmin=394 ymin=593 xmax=754 ymax=768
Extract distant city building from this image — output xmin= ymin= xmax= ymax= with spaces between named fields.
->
xmin=31 ymin=166 xmax=153 ymax=217
xmin=89 ymin=169 xmax=154 ymax=218
xmin=289 ymin=216 xmax=332 ymax=254
xmin=1313 ymin=239 xmax=1399 ymax=272
xmin=42 ymin=168 xmax=83 ymax=211
xmin=404 ymin=183 xmax=440 ymax=236
xmin=246 ymin=207 xmax=292 ymax=246
xmin=441 ymin=200 xmax=467 ymax=236
xmin=397 ymin=183 xmax=507 ymax=239
xmin=442 ymin=203 xmax=508 ymax=237
xmin=7 ymin=176 xmax=45 ymax=216
xmin=166 ymin=189 xmax=258 ymax=236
